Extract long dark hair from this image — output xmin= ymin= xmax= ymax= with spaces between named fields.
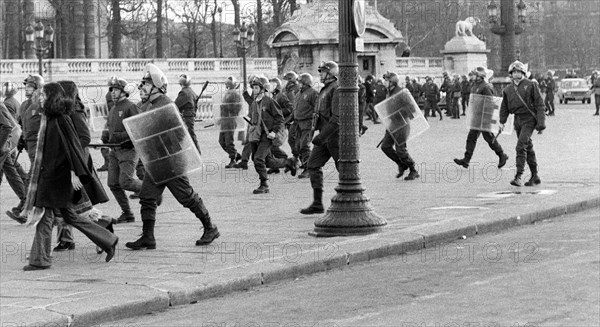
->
xmin=57 ymin=80 xmax=85 ymax=112
xmin=41 ymin=82 xmax=74 ymax=116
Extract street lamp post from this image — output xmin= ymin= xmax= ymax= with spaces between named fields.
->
xmin=487 ymin=0 xmax=527 ymax=92
xmin=309 ymin=0 xmax=386 ymax=237
xmin=232 ymin=22 xmax=255 ymax=90
xmin=218 ymin=6 xmax=223 ymax=58
xmin=25 ymin=21 xmax=54 ymax=77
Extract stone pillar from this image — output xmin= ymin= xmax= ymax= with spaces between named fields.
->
xmin=441 ymin=36 xmax=490 ymax=76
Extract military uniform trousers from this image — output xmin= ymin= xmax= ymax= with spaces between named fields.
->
xmin=250 ymin=134 xmax=288 ymax=182
xmin=139 ymin=174 xmax=209 ymax=222
xmin=463 ymin=129 xmax=504 ymax=162
xmin=513 ymin=113 xmax=538 ymax=175
xmin=307 ymin=132 xmax=339 ymax=190
xmin=294 ymin=120 xmax=313 ymax=167
xmin=424 ymin=98 xmax=441 ymax=117
xmin=108 ymin=148 xmax=142 ymax=213
xmin=29 ymin=207 xmax=117 ymax=267
xmin=287 ymin=123 xmax=299 ymax=158
xmin=381 ymin=130 xmax=414 ymax=170
xmin=219 ymin=130 xmax=238 ymax=160
xmin=183 ymin=115 xmax=201 ymax=153
xmin=0 ymin=151 xmax=26 ymax=203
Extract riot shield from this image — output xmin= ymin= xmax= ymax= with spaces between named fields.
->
xmin=88 ymin=102 xmax=109 ymax=132
xmin=123 ymin=103 xmax=202 ymax=184
xmin=374 ymin=89 xmax=430 ymax=146
xmin=466 ymin=94 xmax=513 ymax=135
xmin=211 ymin=88 xmax=248 ymax=133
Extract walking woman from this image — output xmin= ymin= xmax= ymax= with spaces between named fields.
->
xmin=23 ymin=82 xmax=118 ymax=271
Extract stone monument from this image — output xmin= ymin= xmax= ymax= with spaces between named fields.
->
xmin=440 ymin=17 xmax=490 ymax=76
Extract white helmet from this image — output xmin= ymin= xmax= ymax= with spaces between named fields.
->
xmin=142 ymin=63 xmax=168 ymax=93
xmin=178 ymin=74 xmax=191 ymax=87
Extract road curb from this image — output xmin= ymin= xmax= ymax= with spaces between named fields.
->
xmin=6 ymin=196 xmax=598 ymax=327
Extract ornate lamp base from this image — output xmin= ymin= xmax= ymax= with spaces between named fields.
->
xmin=309 ymin=185 xmax=387 ymax=237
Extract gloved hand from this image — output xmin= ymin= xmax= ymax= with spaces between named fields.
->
xmin=312 ymin=122 xmax=338 ymax=146
xmin=535 ymin=110 xmax=546 ymax=132
xmin=119 ymin=140 xmax=134 ymax=149
xmin=498 ymin=123 xmax=505 ymax=133
xmin=101 ymin=130 xmax=109 ymax=144
xmin=267 ymin=131 xmax=276 ymax=140
xmin=17 ymin=136 xmax=26 ymax=151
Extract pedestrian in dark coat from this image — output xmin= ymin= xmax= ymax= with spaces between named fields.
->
xmin=23 ymin=82 xmax=118 ymax=271
xmin=221 ymin=76 xmax=243 ymax=168
xmin=422 ymin=77 xmax=442 ymax=119
xmin=460 ymin=74 xmax=472 ymax=116
xmin=544 ymin=71 xmax=556 ymax=116
xmin=500 ymin=61 xmax=545 ymax=187
xmin=175 ymin=74 xmax=200 ymax=152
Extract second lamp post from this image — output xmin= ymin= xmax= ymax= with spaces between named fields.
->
xmin=25 ymin=21 xmax=54 ymax=76
xmin=232 ymin=22 xmax=255 ymax=90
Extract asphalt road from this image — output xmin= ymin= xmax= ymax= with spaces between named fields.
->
xmin=94 ymin=208 xmax=600 ymax=327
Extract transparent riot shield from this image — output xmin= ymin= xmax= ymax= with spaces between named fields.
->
xmin=123 ymin=103 xmax=202 ymax=184
xmin=466 ymin=94 xmax=513 ymax=135
xmin=374 ymin=89 xmax=430 ymax=146
xmin=88 ymin=102 xmax=109 ymax=132
xmin=211 ymin=88 xmax=248 ymax=133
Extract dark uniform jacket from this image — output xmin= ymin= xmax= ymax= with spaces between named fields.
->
xmin=20 ymin=100 xmax=42 ymax=148
xmin=471 ymin=80 xmax=495 ymax=96
xmin=220 ymin=90 xmax=243 ymax=131
xmin=175 ymin=86 xmax=198 ymax=117
xmin=284 ymin=82 xmax=300 ymax=106
xmin=294 ymin=84 xmax=318 ymax=122
xmin=106 ymin=98 xmax=139 ymax=143
xmin=423 ymin=82 xmax=440 ymax=101
xmin=440 ymin=78 xmax=451 ymax=94
xmin=313 ymin=79 xmax=340 ymax=146
xmin=461 ymin=80 xmax=472 ymax=96
xmin=545 ymin=77 xmax=556 ymax=96
xmin=500 ymin=79 xmax=545 ymax=127
xmin=364 ymin=81 xmax=375 ymax=103
xmin=410 ymin=81 xmax=422 ymax=99
xmin=0 ymin=103 xmax=15 ymax=151
xmin=272 ymin=90 xmax=294 ymax=122
xmin=4 ymin=96 xmax=20 ymax=118
xmin=250 ymin=94 xmax=284 ymax=134
xmin=374 ymin=83 xmax=387 ymax=104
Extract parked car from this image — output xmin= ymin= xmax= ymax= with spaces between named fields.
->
xmin=557 ymin=78 xmax=592 ymax=104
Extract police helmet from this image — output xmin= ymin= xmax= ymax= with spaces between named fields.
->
xmin=269 ymin=77 xmax=283 ymax=91
xmin=383 ymin=71 xmax=400 ymax=85
xmin=283 ymin=71 xmax=299 ymax=82
xmin=23 ymin=74 xmax=44 ymax=89
xmin=225 ymin=76 xmax=239 ymax=90
xmin=250 ymin=76 xmax=270 ymax=91
xmin=299 ymin=73 xmax=313 ymax=86
xmin=318 ymin=61 xmax=339 ymax=78
xmin=178 ymin=74 xmax=192 ymax=87
xmin=142 ymin=63 xmax=168 ymax=93
xmin=508 ymin=60 xmax=527 ymax=75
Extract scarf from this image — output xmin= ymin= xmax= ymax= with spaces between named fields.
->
xmin=24 ymin=114 xmax=47 ymax=227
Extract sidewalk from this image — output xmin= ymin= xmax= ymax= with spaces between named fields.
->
xmin=1 ymin=105 xmax=598 ymax=327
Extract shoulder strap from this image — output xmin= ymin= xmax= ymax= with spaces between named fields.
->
xmin=512 ymin=84 xmax=538 ymax=120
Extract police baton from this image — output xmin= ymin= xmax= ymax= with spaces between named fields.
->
xmin=243 ymin=116 xmax=254 ymax=126
xmin=198 ymin=81 xmax=210 ymax=98
xmin=14 ymin=148 xmax=23 ymax=163
xmin=376 ymin=138 xmax=384 ymax=148
xmin=492 ymin=129 xmax=502 ymax=144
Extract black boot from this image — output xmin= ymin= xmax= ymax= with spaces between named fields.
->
xmin=498 ymin=153 xmax=509 ymax=169
xmin=404 ymin=167 xmax=420 ymax=181
xmin=284 ymin=158 xmax=298 ymax=176
xmin=196 ymin=215 xmax=220 ymax=246
xmin=253 ymin=180 xmax=270 ymax=194
xmin=454 ymin=158 xmax=469 ymax=168
xmin=225 ymin=158 xmax=237 ymax=169
xmin=117 ymin=211 xmax=135 ymax=224
xmin=396 ymin=164 xmax=407 ymax=179
xmin=524 ymin=174 xmax=541 ymax=186
xmin=300 ymin=189 xmax=325 ymax=214
xmin=125 ymin=220 xmax=156 ymax=250
xmin=510 ymin=174 xmax=523 ymax=187
xmin=233 ymin=161 xmax=248 ymax=169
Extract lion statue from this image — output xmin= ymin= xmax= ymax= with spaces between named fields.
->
xmin=455 ymin=17 xmax=480 ymax=37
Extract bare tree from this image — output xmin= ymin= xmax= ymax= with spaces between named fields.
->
xmin=109 ymin=0 xmax=122 ymax=57
xmin=168 ymin=0 xmax=206 ymax=57
xmin=156 ymin=0 xmax=164 ymax=58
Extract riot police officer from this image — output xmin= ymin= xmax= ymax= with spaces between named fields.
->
xmin=300 ymin=61 xmax=340 ymax=215
xmin=103 ymin=77 xmax=142 ymax=223
xmin=175 ymin=74 xmax=201 ymax=152
xmin=126 ymin=64 xmax=220 ymax=249
xmin=499 ymin=61 xmax=545 ymax=187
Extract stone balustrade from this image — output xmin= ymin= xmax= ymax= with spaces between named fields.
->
xmin=0 ymin=58 xmax=278 ymax=86
xmin=395 ymin=57 xmax=445 ymax=82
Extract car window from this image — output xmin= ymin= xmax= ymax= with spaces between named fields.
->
xmin=562 ymin=80 xmax=586 ymax=88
